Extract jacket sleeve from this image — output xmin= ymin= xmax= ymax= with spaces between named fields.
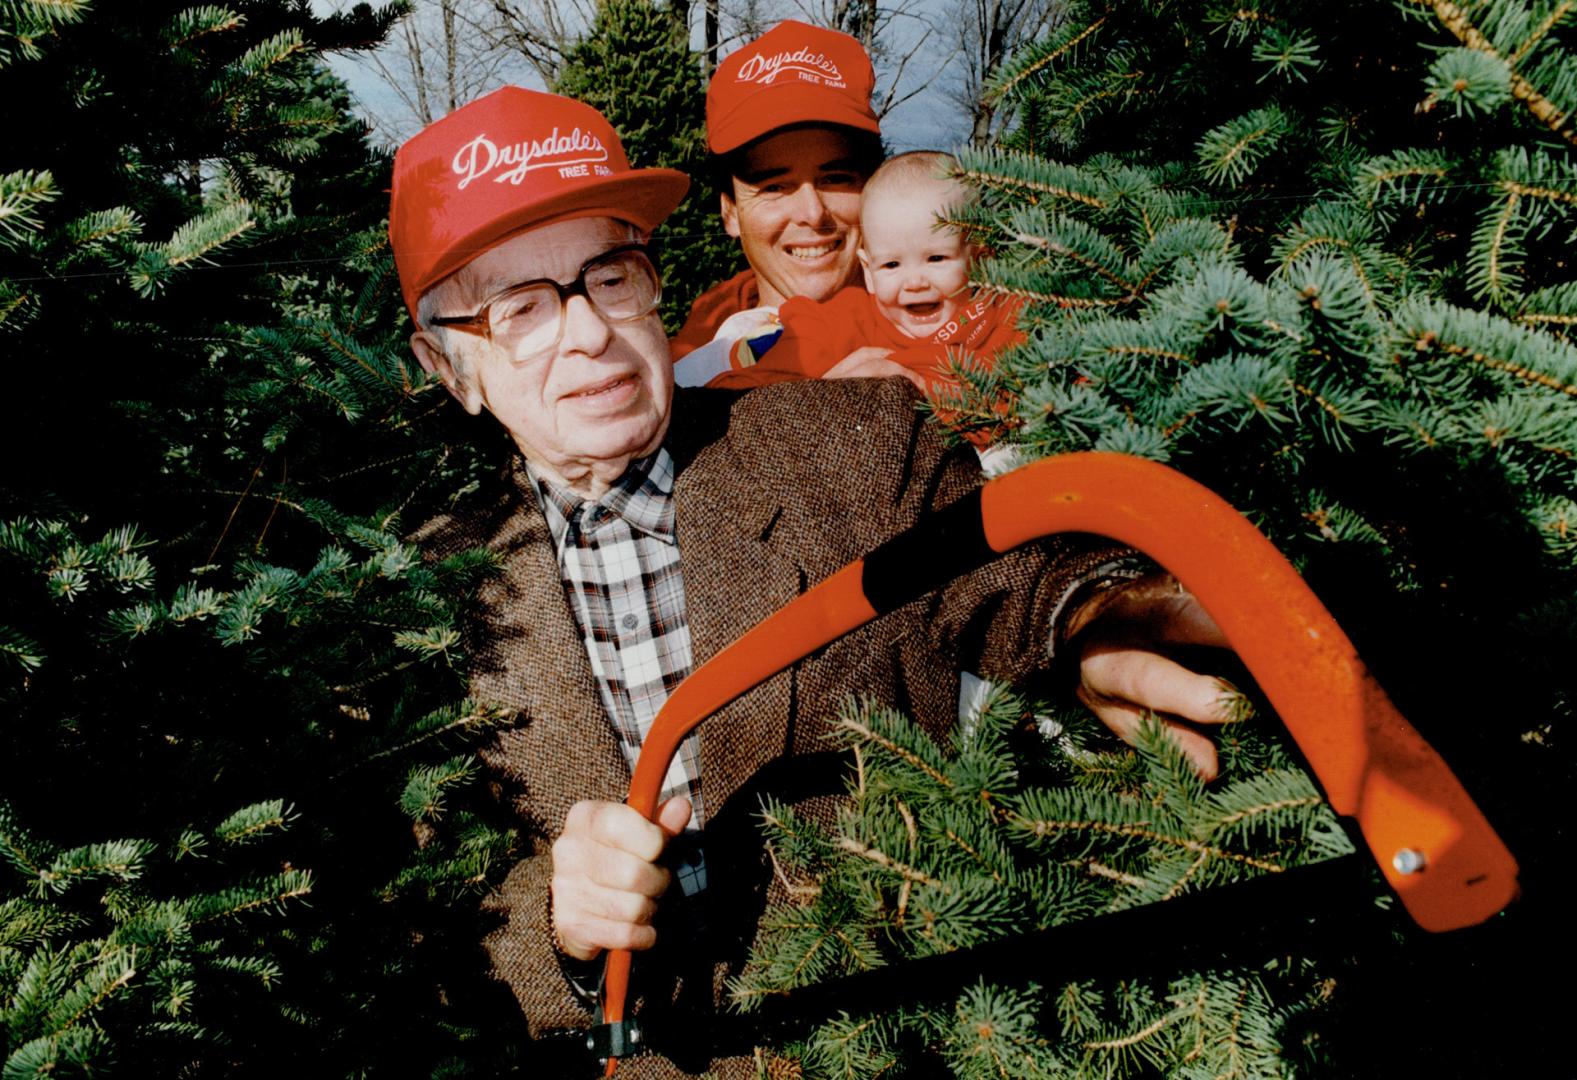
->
xmin=411 ymin=494 xmax=608 ymax=1039
xmin=858 ymin=379 xmax=1134 ymax=685
xmin=730 ymin=376 xmax=1134 ymax=685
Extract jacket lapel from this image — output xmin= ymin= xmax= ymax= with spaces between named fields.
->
xmin=669 ymin=393 xmax=807 ymax=818
xmin=470 ymin=465 xmax=629 ymax=836
xmin=476 ymin=392 xmax=822 ymax=835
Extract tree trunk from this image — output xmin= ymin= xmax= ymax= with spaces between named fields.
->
xmin=970 ymin=99 xmax=994 ymax=145
xmin=442 ymin=0 xmax=458 ymax=115
xmin=704 ymin=0 xmax=719 ymax=78
xmin=404 ymin=11 xmax=431 ymax=124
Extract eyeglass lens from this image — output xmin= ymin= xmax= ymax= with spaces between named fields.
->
xmin=490 ymin=249 xmax=659 ymax=359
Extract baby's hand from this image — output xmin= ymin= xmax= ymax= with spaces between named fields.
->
xmin=824 ymin=347 xmax=926 ymax=390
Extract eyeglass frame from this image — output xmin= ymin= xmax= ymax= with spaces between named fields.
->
xmin=426 ymin=242 xmax=663 ymax=356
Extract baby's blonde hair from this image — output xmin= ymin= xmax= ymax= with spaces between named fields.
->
xmin=859 ymin=151 xmax=972 ymax=232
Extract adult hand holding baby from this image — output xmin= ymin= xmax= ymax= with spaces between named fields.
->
xmin=824 ymin=346 xmax=927 ymax=390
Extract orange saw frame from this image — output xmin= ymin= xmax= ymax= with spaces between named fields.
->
xmin=592 ymin=451 xmax=1519 ymax=1074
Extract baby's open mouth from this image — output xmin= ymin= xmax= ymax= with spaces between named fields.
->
xmin=904 ymin=301 xmax=943 ymax=318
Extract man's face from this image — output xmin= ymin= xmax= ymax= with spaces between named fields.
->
xmin=412 ymin=217 xmax=673 ymax=492
xmin=720 ymin=126 xmax=869 ymax=309
xmin=858 ymin=192 xmax=972 ymax=340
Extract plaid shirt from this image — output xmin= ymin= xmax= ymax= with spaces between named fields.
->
xmin=532 ymin=449 xmax=708 ymax=897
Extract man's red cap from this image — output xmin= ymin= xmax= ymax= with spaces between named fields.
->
xmin=707 ymin=20 xmax=880 ymax=156
xmin=389 ymin=87 xmax=689 ymax=321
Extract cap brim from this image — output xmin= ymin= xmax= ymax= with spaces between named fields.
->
xmin=710 ymin=88 xmax=880 ymax=155
xmin=409 ymin=167 xmax=691 ymax=315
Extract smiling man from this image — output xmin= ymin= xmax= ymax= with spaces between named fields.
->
xmin=393 ymin=86 xmax=1240 ymax=1078
xmin=669 ymin=21 xmax=885 ymax=374
xmin=703 ymin=151 xmax=1026 ymax=407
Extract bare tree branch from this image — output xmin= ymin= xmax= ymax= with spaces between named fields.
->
xmin=951 ymin=0 xmax=1063 ymax=144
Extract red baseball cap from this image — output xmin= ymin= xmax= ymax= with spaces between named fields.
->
xmin=389 ymin=87 xmax=689 ymax=320
xmin=707 ymin=20 xmax=880 ymax=156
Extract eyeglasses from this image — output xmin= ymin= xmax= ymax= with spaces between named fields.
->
xmin=428 ymin=244 xmax=662 ymax=361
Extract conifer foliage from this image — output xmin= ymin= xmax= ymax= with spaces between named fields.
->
xmin=737 ymin=691 xmax=1350 ymax=1077
xmin=744 ymin=1 xmax=1571 ymax=1075
xmin=1 ymin=3 xmax=534 ymax=1076
xmin=941 ymin=1 xmax=1577 ymax=784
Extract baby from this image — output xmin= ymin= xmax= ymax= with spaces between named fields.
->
xmin=704 ymin=151 xmax=1023 ymax=407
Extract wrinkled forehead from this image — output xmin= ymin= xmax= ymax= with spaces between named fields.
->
xmin=434 ymin=216 xmax=642 ymax=308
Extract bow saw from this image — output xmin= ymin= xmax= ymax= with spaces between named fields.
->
xmin=586 ymin=451 xmax=1520 ymax=1075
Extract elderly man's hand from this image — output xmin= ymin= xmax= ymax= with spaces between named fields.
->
xmin=550 ymin=796 xmax=691 ymax=960
xmin=824 ymin=346 xmax=927 ymax=390
xmin=1068 ymin=575 xmax=1237 ymax=781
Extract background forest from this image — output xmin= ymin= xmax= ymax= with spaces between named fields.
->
xmin=1 ymin=0 xmax=1569 ymax=1077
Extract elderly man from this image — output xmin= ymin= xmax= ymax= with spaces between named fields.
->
xmin=672 ymin=20 xmax=921 ymax=390
xmin=391 ymin=87 xmax=1234 ymax=1077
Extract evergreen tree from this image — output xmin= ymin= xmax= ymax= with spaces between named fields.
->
xmin=736 ymin=691 xmax=1349 ymax=1077
xmin=554 ymin=0 xmax=745 ymax=333
xmin=2 ymin=3 xmax=534 ymax=1074
xmin=743 ymin=1 xmax=1571 ymax=1074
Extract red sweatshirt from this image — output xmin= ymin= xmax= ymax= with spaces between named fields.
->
xmin=669 ymin=268 xmax=759 ymax=361
xmin=708 ymin=286 xmax=1023 ymax=395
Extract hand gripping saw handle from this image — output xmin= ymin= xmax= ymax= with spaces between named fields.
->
xmin=593 ymin=450 xmax=1520 ymax=1075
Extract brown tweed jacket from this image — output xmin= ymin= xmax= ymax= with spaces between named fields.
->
xmin=415 ymin=377 xmax=1122 ymax=1078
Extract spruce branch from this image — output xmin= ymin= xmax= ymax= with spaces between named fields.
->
xmin=310 ymin=322 xmax=405 ymax=394
xmin=986 ymin=12 xmax=1110 ymax=105
xmin=0 ymin=624 xmax=44 ymax=674
xmin=1009 ymin=801 xmax=1286 ymax=874
xmin=399 ymin=755 xmax=478 ymax=822
xmin=212 ymin=801 xmax=294 ymax=846
xmin=942 ymin=980 xmax=1050 ymax=1076
xmin=836 ymin=710 xmax=952 ymax=788
xmin=1509 ymin=1 xmax=1575 ymax=67
xmin=35 ymin=841 xmax=154 ymax=897
xmin=834 ymin=837 xmax=950 ymax=889
xmin=1195 ymin=107 xmax=1289 ymax=187
xmin=797 ymin=1011 xmax=905 ymax=1075
xmin=14 ymin=0 xmax=93 ymax=25
xmin=955 ymin=148 xmax=1110 ymax=209
xmin=187 ymin=870 xmax=313 ymax=923
xmin=0 ymin=169 xmax=57 ymax=249
xmin=330 ymin=700 xmax=511 ymax=778
xmin=209 ymin=28 xmax=307 ymax=106
xmin=0 ymin=281 xmax=31 ymax=330
xmin=1410 ymin=0 xmax=1577 ymax=146
xmin=1520 ymin=279 xmax=1577 ymax=327
xmin=1395 ymin=298 xmax=1577 ymax=398
xmin=160 ymin=203 xmax=255 ymax=269
xmin=1352 ymin=149 xmax=1453 ymax=210
xmin=165 ymin=6 xmax=246 ymax=50
xmin=2 ymin=1028 xmax=112 ymax=1080
xmin=1471 ymin=190 xmax=1527 ymax=303
xmin=1426 ymin=46 xmax=1514 ymax=116
xmin=1006 ymin=206 xmax=1139 ymax=296
xmin=0 ymin=803 xmax=52 ymax=880
xmin=64 ymin=206 xmax=141 ymax=247
xmin=1252 ymin=27 xmax=1322 ymax=84
xmin=40 ymin=945 xmax=138 ymax=1036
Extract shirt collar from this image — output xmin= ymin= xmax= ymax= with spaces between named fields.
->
xmin=529 ymin=448 xmax=677 ymax=555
